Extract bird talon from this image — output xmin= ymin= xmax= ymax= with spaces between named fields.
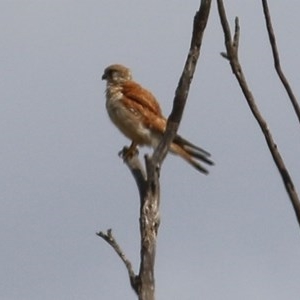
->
xmin=119 ymin=145 xmax=139 ymax=161
xmin=118 ymin=148 xmax=126 ymax=158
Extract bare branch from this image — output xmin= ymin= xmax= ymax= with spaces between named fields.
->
xmin=216 ymin=0 xmax=300 ymax=227
xmin=137 ymin=1 xmax=212 ymax=299
xmin=151 ymin=0 xmax=212 ymax=169
xmin=261 ymin=0 xmax=300 ymax=123
xmin=96 ymin=229 xmax=139 ymax=294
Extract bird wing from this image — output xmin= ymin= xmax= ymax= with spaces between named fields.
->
xmin=121 ymin=81 xmax=167 ymax=134
xmin=120 ymin=80 xmax=214 ymax=173
xmin=122 ymin=81 xmax=162 ymax=115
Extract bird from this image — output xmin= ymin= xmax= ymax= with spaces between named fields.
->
xmin=102 ymin=64 xmax=213 ymax=174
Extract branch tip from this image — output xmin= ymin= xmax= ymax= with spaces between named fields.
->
xmin=233 ymin=17 xmax=240 ymax=48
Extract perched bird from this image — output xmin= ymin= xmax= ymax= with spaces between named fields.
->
xmin=102 ymin=64 xmax=213 ymax=174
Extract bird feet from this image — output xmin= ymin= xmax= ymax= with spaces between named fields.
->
xmin=118 ymin=142 xmax=139 ymax=161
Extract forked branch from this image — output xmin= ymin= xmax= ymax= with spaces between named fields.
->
xmin=216 ymin=0 xmax=300 ymax=227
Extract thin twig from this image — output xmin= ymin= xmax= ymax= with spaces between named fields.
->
xmin=262 ymin=0 xmax=300 ymax=124
xmin=216 ymin=0 xmax=300 ymax=227
xmin=97 ymin=229 xmax=139 ymax=294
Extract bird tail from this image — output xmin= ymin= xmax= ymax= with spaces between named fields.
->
xmin=170 ymin=135 xmax=214 ymax=174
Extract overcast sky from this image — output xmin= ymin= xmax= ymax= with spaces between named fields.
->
xmin=1 ymin=1 xmax=300 ymax=299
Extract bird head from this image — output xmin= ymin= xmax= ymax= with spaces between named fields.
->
xmin=102 ymin=64 xmax=132 ymax=84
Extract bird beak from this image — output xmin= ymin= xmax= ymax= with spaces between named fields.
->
xmin=101 ymin=73 xmax=106 ymax=80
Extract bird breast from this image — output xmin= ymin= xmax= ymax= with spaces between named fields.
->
xmin=105 ymin=88 xmax=153 ymax=146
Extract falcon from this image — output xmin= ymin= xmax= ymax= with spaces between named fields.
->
xmin=102 ymin=64 xmax=213 ymax=174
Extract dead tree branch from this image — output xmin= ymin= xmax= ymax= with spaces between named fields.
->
xmin=261 ymin=0 xmax=300 ymax=124
xmin=216 ymin=0 xmax=300 ymax=227
xmin=96 ymin=229 xmax=139 ymax=293
xmin=98 ymin=1 xmax=212 ymax=299
xmin=136 ymin=2 xmax=212 ymax=299
xmin=151 ymin=0 xmax=212 ymax=167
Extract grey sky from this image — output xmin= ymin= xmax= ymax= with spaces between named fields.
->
xmin=1 ymin=1 xmax=300 ymax=299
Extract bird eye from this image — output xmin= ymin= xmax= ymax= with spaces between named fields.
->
xmin=108 ymin=69 xmax=116 ymax=78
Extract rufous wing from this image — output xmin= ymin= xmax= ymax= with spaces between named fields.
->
xmin=121 ymin=81 xmax=167 ymax=135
